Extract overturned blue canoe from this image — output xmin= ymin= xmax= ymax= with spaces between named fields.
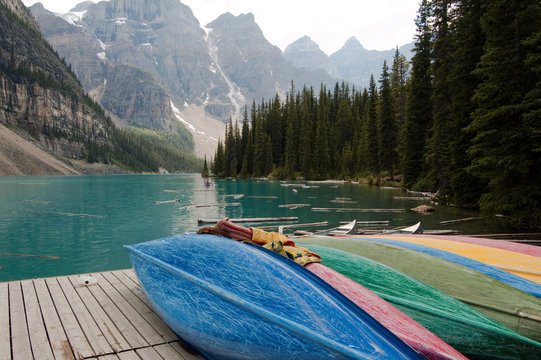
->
xmin=125 ymin=234 xmax=423 ymax=360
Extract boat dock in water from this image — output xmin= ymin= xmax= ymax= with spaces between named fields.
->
xmin=1 ymin=269 xmax=202 ymax=360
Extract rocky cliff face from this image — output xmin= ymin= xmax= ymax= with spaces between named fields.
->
xmin=206 ymin=13 xmax=337 ymax=109
xmin=33 ymin=0 xmax=233 ymax=122
xmin=100 ymin=64 xmax=176 ymax=130
xmin=31 ymin=3 xmax=111 ymax=92
xmin=31 ymin=1 xmax=338 ymax=124
xmin=0 ymin=0 xmax=110 ymax=160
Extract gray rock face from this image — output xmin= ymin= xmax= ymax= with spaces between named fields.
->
xmin=1 ymin=0 xmax=109 ymax=160
xmin=285 ymin=36 xmax=414 ymax=88
xmin=100 ymin=64 xmax=175 ymax=130
xmin=31 ymin=1 xmax=338 ymax=127
xmin=206 ymin=13 xmax=336 ymax=106
xmin=283 ymin=35 xmax=337 ymax=77
xmin=80 ymin=0 xmax=228 ymax=110
xmin=31 ymin=0 xmax=231 ymax=129
xmin=31 ymin=3 xmax=110 ymax=92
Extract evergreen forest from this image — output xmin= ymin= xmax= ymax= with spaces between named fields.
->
xmin=211 ymin=0 xmax=541 ymax=230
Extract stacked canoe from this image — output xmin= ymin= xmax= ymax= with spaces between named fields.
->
xmin=126 ymin=232 xmax=541 ymax=359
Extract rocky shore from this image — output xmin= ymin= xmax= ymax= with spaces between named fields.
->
xmin=0 ymin=124 xmax=128 ymax=176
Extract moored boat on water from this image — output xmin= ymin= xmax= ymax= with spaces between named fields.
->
xmin=125 ymin=233 xmax=425 ymax=360
xmin=384 ymin=221 xmax=423 ymax=234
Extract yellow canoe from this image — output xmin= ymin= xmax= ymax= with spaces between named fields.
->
xmin=365 ymin=235 xmax=541 ymax=285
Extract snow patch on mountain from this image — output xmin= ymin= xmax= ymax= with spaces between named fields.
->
xmin=204 ymin=27 xmax=245 ymax=120
xmin=171 ymin=101 xmax=196 ymax=132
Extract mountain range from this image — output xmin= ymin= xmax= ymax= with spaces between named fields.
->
xmin=28 ymin=0 xmax=413 ymax=158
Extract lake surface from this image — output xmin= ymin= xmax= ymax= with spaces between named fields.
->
xmin=0 ymin=174 xmax=511 ymax=282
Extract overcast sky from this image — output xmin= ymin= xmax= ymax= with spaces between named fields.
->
xmin=22 ymin=0 xmax=420 ymax=55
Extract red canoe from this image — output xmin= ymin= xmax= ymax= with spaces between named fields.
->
xmin=305 ymin=263 xmax=468 ymax=360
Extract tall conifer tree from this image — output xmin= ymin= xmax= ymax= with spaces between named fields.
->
xmin=391 ymin=48 xmax=410 ymax=129
xmin=314 ymin=91 xmax=331 ymax=179
xmin=378 ymin=61 xmax=398 ymax=177
xmin=468 ymin=0 xmax=541 ymax=228
xmin=447 ymin=0 xmax=485 ymax=207
xmin=426 ymin=0 xmax=455 ymax=193
xmin=299 ymin=87 xmax=315 ymax=178
xmin=401 ymin=0 xmax=433 ymax=189
xmin=365 ymin=75 xmax=380 ymax=176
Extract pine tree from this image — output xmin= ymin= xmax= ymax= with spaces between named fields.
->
xmin=468 ymin=0 xmax=541 ymax=228
xmin=391 ymin=48 xmax=410 ymax=129
xmin=252 ymin=111 xmax=266 ymax=177
xmin=284 ymin=88 xmax=299 ymax=177
xmin=336 ymin=97 xmax=355 ymax=156
xmin=357 ymin=89 xmax=370 ymax=172
xmin=299 ymin=87 xmax=315 ymax=178
xmin=213 ymin=139 xmax=225 ymax=177
xmin=401 ymin=0 xmax=433 ymax=189
xmin=426 ymin=0 xmax=455 ymax=195
xmin=267 ymin=94 xmax=284 ymax=167
xmin=224 ymin=119 xmax=238 ymax=177
xmin=378 ymin=61 xmax=398 ymax=178
xmin=365 ymin=75 xmax=380 ymax=176
xmin=447 ymin=0 xmax=486 ymax=207
xmin=314 ymin=94 xmax=331 ymax=179
xmin=201 ymin=155 xmax=210 ymax=177
xmin=340 ymin=142 xmax=354 ymax=178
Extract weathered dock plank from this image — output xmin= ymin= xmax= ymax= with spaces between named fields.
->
xmin=56 ymin=276 xmax=113 ymax=356
xmin=3 ymin=270 xmax=203 ymax=360
xmin=33 ymin=279 xmax=75 ymax=360
xmin=90 ymin=272 xmax=162 ymax=345
xmin=20 ymin=280 xmax=54 ymax=360
xmin=66 ymin=275 xmax=130 ymax=353
xmin=45 ymin=277 xmax=94 ymax=359
xmin=76 ymin=274 xmax=149 ymax=349
xmin=9 ymin=282 xmax=33 ymax=360
xmin=100 ymin=272 xmax=178 ymax=342
xmin=0 ymin=282 xmax=10 ymax=360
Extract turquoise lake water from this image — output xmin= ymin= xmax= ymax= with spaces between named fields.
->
xmin=0 ymin=174 xmax=510 ymax=282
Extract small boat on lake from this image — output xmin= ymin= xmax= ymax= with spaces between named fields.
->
xmin=327 ymin=219 xmax=358 ymax=235
xmin=297 ymin=241 xmax=541 ymax=359
xmin=384 ymin=221 xmax=423 ymax=234
xmin=125 ymin=234 xmax=424 ymax=360
xmin=299 ymin=236 xmax=541 ymax=343
xmin=292 ymin=219 xmax=358 ymax=236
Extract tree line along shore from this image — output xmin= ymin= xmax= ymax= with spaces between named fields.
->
xmin=210 ymin=0 xmax=541 ymax=231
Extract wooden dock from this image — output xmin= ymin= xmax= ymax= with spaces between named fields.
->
xmin=1 ymin=269 xmax=204 ymax=360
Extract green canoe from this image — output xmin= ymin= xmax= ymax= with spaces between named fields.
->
xmin=297 ymin=241 xmax=541 ymax=359
xmin=299 ymin=236 xmax=541 ymax=343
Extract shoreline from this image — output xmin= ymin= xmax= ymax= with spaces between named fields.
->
xmin=0 ymin=124 xmax=128 ymax=176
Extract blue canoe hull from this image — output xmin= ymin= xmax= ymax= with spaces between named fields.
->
xmin=125 ymin=234 xmax=422 ymax=360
